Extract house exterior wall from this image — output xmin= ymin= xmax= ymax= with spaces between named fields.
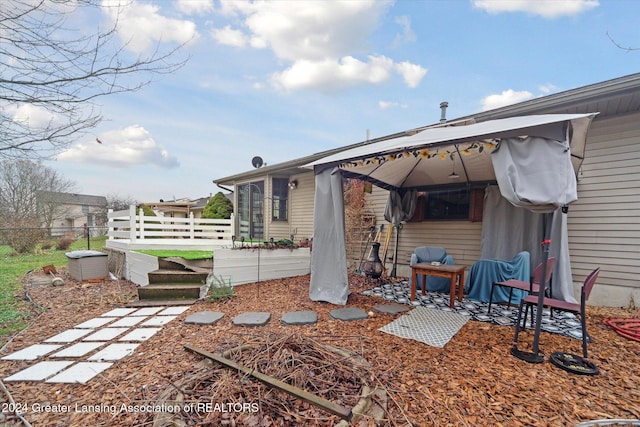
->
xmin=363 ymin=186 xmax=482 ymax=278
xmin=287 ymin=172 xmax=316 ymax=242
xmin=568 ymin=111 xmax=640 ymax=306
xmin=49 ymin=203 xmax=105 ymax=234
xmin=224 ymin=116 xmax=640 ymax=307
xmin=266 ymin=175 xmax=290 ymax=240
xmin=232 ymin=173 xmax=313 ymax=242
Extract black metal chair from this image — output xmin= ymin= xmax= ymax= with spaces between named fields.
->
xmin=488 ymin=257 xmax=556 ymax=314
xmin=513 ymin=267 xmax=601 ymax=359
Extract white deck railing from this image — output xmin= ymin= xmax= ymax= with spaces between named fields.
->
xmin=106 ymin=206 xmax=234 ymax=250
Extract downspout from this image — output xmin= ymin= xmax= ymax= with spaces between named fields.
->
xmin=215 ymin=183 xmax=234 ymax=193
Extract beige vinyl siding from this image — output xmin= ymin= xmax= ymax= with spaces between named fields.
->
xmin=288 ymin=171 xmax=316 ymax=242
xmin=364 ymin=186 xmax=482 ymax=277
xmin=569 ymin=111 xmax=640 ymax=295
xmin=267 ymin=175 xmax=291 ymax=240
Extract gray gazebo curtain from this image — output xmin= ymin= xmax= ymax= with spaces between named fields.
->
xmin=492 ymin=136 xmax=578 ymax=212
xmin=309 ymin=166 xmax=349 ymax=305
xmin=480 ymin=186 xmax=576 ymax=303
xmin=384 ymin=189 xmax=417 ymax=225
xmin=488 ymin=134 xmax=579 ymax=303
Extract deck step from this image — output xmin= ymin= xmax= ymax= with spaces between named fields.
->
xmin=137 ymin=284 xmax=202 ymax=300
xmin=159 ymin=257 xmax=212 ymax=272
xmin=147 ymin=269 xmax=208 ymax=284
xmin=127 ymin=299 xmax=197 ymax=307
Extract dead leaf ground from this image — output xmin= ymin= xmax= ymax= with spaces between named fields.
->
xmin=0 ymin=270 xmax=639 ymax=426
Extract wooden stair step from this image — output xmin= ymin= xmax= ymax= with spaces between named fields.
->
xmin=147 ymin=269 xmax=208 ymax=284
xmin=127 ymin=299 xmax=197 ymax=307
xmin=138 ymin=284 xmax=202 ymax=300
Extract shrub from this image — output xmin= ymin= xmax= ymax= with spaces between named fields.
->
xmin=202 ymin=192 xmax=233 ymax=219
xmin=207 ymin=273 xmax=233 ymax=301
xmin=272 ymin=238 xmax=295 ymax=247
xmin=55 ymin=235 xmax=75 ymax=250
xmin=6 ymin=225 xmax=46 ymax=254
xmin=137 ymin=204 xmax=157 ymax=217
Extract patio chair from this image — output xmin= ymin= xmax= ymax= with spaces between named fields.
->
xmin=514 ymin=267 xmax=600 ymax=359
xmin=487 ymin=257 xmax=556 ymax=314
xmin=409 ymin=246 xmax=455 ymax=292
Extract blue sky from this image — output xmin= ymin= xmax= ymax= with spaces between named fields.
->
xmin=44 ymin=0 xmax=640 ymax=203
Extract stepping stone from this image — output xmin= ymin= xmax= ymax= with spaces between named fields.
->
xmin=130 ymin=307 xmax=164 ymax=316
xmin=51 ymin=342 xmax=105 ymax=358
xmin=82 ymin=328 xmax=129 ymax=341
xmin=46 ymin=362 xmax=112 ymax=384
xmin=184 ymin=311 xmax=224 ymax=325
xmin=141 ymin=316 xmax=177 ymax=327
xmin=281 ymin=311 xmax=318 ymax=326
xmin=158 ymin=306 xmax=191 ymax=316
xmin=372 ymin=302 xmax=411 ymax=315
xmin=232 ymin=312 xmax=271 ymax=327
xmin=110 ymin=316 xmax=147 ymax=327
xmin=5 ymin=361 xmax=73 ymax=382
xmin=329 ymin=307 xmax=368 ymax=321
xmin=2 ymin=344 xmax=62 ymax=361
xmin=75 ymin=317 xmax=116 ymax=329
xmin=88 ymin=343 xmax=139 ymax=361
xmin=45 ymin=329 xmax=94 ymax=343
xmin=118 ymin=328 xmax=162 ymax=342
xmin=101 ymin=308 xmax=138 ymax=317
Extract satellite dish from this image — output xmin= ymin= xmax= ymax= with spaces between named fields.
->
xmin=251 ymin=156 xmax=264 ymax=168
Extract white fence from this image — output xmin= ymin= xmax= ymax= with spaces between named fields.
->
xmin=106 ymin=206 xmax=234 ymax=251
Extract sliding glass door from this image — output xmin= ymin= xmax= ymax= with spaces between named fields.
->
xmin=237 ymin=181 xmax=264 ymax=240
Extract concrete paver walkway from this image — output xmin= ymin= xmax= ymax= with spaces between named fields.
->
xmin=3 ymin=303 xmax=397 ymax=384
xmin=2 ymin=306 xmax=190 ymax=384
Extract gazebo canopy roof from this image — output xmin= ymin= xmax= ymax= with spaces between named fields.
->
xmin=305 ymin=113 xmax=596 ymax=191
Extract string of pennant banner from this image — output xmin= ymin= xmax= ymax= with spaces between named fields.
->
xmin=339 ymin=140 xmax=498 ymax=169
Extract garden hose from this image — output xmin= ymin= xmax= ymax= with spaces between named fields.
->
xmin=603 ymin=311 xmax=640 ymax=342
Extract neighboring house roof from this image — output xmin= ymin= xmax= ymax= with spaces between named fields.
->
xmin=213 ymin=72 xmax=640 ymax=185
xmin=39 ymin=191 xmax=107 ymax=207
xmin=147 ymin=201 xmax=195 ymax=214
xmin=148 ymin=195 xmax=231 ymax=214
xmin=190 ymin=196 xmax=210 ymax=210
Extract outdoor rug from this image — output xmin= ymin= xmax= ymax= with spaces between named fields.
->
xmin=379 ymin=306 xmax=469 ymax=348
xmin=362 ymin=281 xmax=585 ymax=341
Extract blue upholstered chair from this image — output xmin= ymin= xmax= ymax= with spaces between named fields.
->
xmin=409 ymin=246 xmax=455 ymax=292
xmin=465 ymin=251 xmax=531 ymax=304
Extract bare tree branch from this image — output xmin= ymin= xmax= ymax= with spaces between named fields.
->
xmin=0 ymin=0 xmax=189 ymax=159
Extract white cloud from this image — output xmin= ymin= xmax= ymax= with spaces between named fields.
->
xmin=379 ymin=101 xmax=407 ymax=110
xmin=538 ymin=83 xmax=559 ymax=94
xmin=395 ymin=61 xmax=428 ymax=88
xmin=393 ymin=15 xmax=416 ymax=47
xmin=6 ymin=104 xmax=60 ymax=129
xmin=481 ymin=89 xmax=534 ymax=111
xmin=213 ymin=0 xmax=426 ymax=91
xmin=175 ymin=0 xmax=213 ymax=15
xmin=472 ymin=0 xmax=599 ymax=19
xmin=212 ymin=25 xmax=248 ymax=47
xmin=101 ymin=0 xmax=198 ymax=53
xmin=219 ymin=0 xmax=391 ymax=60
xmin=57 ymin=125 xmax=179 ymax=169
xmin=272 ymin=55 xmax=395 ymax=92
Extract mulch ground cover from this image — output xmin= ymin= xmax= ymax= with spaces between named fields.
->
xmin=0 ymin=269 xmax=639 ymax=426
